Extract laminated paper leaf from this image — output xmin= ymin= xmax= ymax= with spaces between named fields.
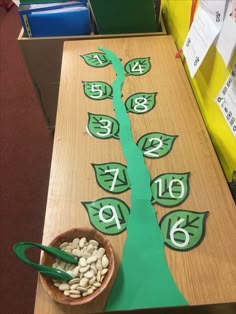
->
xmin=82 ymin=81 xmax=113 ymax=100
xmin=160 ymin=210 xmax=208 ymax=251
xmin=81 ymin=52 xmax=111 ymax=67
xmin=92 ymin=162 xmax=130 ymax=193
xmin=87 ymin=113 xmax=119 ymax=139
xmin=137 ymin=132 xmax=178 ymax=159
xmin=125 ymin=92 xmax=157 ymax=114
xmin=124 ymin=57 xmax=151 ymax=76
xmin=82 ymin=197 xmax=130 ymax=235
xmin=151 ymin=172 xmax=190 ymax=207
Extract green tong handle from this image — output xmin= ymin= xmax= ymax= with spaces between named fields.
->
xmin=13 ymin=242 xmax=78 ymax=282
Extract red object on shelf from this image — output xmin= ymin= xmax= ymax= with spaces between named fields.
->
xmin=0 ymin=0 xmax=14 ymax=10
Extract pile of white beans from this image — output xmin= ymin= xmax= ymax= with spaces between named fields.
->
xmin=52 ymin=237 xmax=109 ymax=298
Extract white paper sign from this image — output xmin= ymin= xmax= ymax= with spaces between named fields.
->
xmin=215 ymin=62 xmax=236 ymax=137
xmin=216 ymin=0 xmax=236 ymax=66
xmin=183 ymin=0 xmax=226 ymax=77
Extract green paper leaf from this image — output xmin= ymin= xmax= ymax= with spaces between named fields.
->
xmin=125 ymin=92 xmax=157 ymax=114
xmin=81 ymin=52 xmax=111 ymax=67
xmin=82 ymin=197 xmax=130 ymax=235
xmin=160 ymin=210 xmax=208 ymax=251
xmin=124 ymin=57 xmax=151 ymax=76
xmin=87 ymin=113 xmax=119 ymax=139
xmin=82 ymin=81 xmax=113 ymax=100
xmin=92 ymin=162 xmax=130 ymax=193
xmin=137 ymin=132 xmax=178 ymax=159
xmin=151 ymin=172 xmax=190 ymax=207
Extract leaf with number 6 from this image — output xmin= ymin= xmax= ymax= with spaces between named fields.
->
xmin=124 ymin=57 xmax=151 ymax=76
xmin=92 ymin=162 xmax=130 ymax=194
xmin=137 ymin=132 xmax=178 ymax=158
xmin=81 ymin=52 xmax=111 ymax=67
xmin=151 ymin=172 xmax=190 ymax=207
xmin=87 ymin=113 xmax=119 ymax=139
xmin=125 ymin=92 xmax=157 ymax=114
xmin=82 ymin=197 xmax=130 ymax=235
xmin=159 ymin=210 xmax=208 ymax=251
xmin=83 ymin=81 xmax=113 ymax=100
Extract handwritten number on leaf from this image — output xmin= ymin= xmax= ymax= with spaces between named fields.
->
xmin=87 ymin=113 xmax=119 ymax=140
xmin=125 ymin=92 xmax=157 ymax=114
xmin=81 ymin=52 xmax=111 ymax=68
xmin=124 ymin=58 xmax=151 ymax=76
xmin=137 ymin=132 xmax=178 ymax=159
xmin=83 ymin=81 xmax=113 ymax=100
xmin=92 ymin=162 xmax=130 ymax=193
xmin=151 ymin=172 xmax=190 ymax=207
xmin=82 ymin=198 xmax=130 ymax=235
xmin=160 ymin=210 xmax=208 ymax=251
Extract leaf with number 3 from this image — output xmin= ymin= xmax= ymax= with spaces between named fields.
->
xmin=82 ymin=197 xmax=130 ymax=235
xmin=81 ymin=52 xmax=111 ymax=67
xmin=159 ymin=210 xmax=208 ymax=251
xmin=83 ymin=81 xmax=113 ymax=100
xmin=151 ymin=172 xmax=190 ymax=207
xmin=87 ymin=113 xmax=119 ymax=139
xmin=124 ymin=57 xmax=151 ymax=76
xmin=137 ymin=132 xmax=178 ymax=158
xmin=125 ymin=92 xmax=157 ymax=114
xmin=92 ymin=162 xmax=130 ymax=194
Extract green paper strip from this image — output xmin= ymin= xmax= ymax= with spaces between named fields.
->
xmin=99 ymin=47 xmax=188 ymax=311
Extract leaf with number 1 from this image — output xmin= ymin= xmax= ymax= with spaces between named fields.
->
xmin=124 ymin=57 xmax=151 ymax=76
xmin=81 ymin=52 xmax=111 ymax=67
xmin=159 ymin=210 xmax=208 ymax=251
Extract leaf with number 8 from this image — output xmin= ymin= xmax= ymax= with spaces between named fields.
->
xmin=137 ymin=132 xmax=178 ymax=158
xmin=125 ymin=92 xmax=157 ymax=114
xmin=81 ymin=52 xmax=111 ymax=67
xmin=151 ymin=172 xmax=190 ymax=207
xmin=87 ymin=113 xmax=119 ymax=139
xmin=92 ymin=162 xmax=130 ymax=193
xmin=159 ymin=210 xmax=208 ymax=251
xmin=82 ymin=197 xmax=130 ymax=235
xmin=82 ymin=81 xmax=113 ymax=100
xmin=124 ymin=57 xmax=151 ymax=76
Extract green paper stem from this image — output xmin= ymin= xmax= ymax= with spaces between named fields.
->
xmin=99 ymin=47 xmax=188 ymax=311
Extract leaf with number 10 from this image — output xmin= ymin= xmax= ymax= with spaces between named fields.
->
xmin=159 ymin=210 xmax=208 ymax=251
xmin=124 ymin=57 xmax=151 ymax=76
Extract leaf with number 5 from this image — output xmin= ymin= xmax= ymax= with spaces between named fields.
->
xmin=82 ymin=197 xmax=130 ymax=235
xmin=124 ymin=57 xmax=151 ymax=76
xmin=92 ymin=162 xmax=130 ymax=194
xmin=159 ymin=210 xmax=208 ymax=251
xmin=151 ymin=172 xmax=190 ymax=207
xmin=137 ymin=132 xmax=178 ymax=158
xmin=81 ymin=52 xmax=111 ymax=67
xmin=125 ymin=92 xmax=157 ymax=114
xmin=87 ymin=113 xmax=119 ymax=139
xmin=82 ymin=81 xmax=113 ymax=100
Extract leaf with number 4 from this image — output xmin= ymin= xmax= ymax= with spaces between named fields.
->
xmin=81 ymin=52 xmax=111 ymax=67
xmin=87 ymin=113 xmax=119 ymax=139
xmin=92 ymin=162 xmax=130 ymax=194
xmin=82 ymin=197 xmax=130 ymax=235
xmin=82 ymin=81 xmax=113 ymax=100
xmin=159 ymin=210 xmax=208 ymax=251
xmin=124 ymin=57 xmax=151 ymax=76
xmin=151 ymin=172 xmax=190 ymax=207
xmin=137 ymin=132 xmax=178 ymax=159
xmin=125 ymin=92 xmax=157 ymax=114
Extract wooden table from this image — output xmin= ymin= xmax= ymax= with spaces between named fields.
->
xmin=34 ymin=35 xmax=236 ymax=313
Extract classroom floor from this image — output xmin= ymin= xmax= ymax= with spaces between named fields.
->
xmin=0 ymin=5 xmax=53 ymax=313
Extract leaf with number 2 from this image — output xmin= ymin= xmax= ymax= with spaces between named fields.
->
xmin=124 ymin=57 xmax=151 ymax=76
xmin=81 ymin=52 xmax=111 ymax=67
xmin=159 ymin=210 xmax=208 ymax=251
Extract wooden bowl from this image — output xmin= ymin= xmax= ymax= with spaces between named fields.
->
xmin=40 ymin=227 xmax=115 ymax=306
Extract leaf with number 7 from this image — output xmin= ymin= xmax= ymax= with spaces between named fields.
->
xmin=124 ymin=57 xmax=151 ymax=76
xmin=151 ymin=172 xmax=190 ymax=207
xmin=159 ymin=210 xmax=208 ymax=251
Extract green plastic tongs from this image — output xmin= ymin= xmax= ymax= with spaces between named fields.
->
xmin=13 ymin=242 xmax=78 ymax=282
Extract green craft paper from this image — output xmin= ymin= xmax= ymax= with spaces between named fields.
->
xmin=99 ymin=47 xmax=188 ymax=311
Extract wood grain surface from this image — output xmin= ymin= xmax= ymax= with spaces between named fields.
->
xmin=34 ymin=35 xmax=236 ymax=314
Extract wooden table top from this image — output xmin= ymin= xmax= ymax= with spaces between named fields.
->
xmin=34 ymin=35 xmax=236 ymax=314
